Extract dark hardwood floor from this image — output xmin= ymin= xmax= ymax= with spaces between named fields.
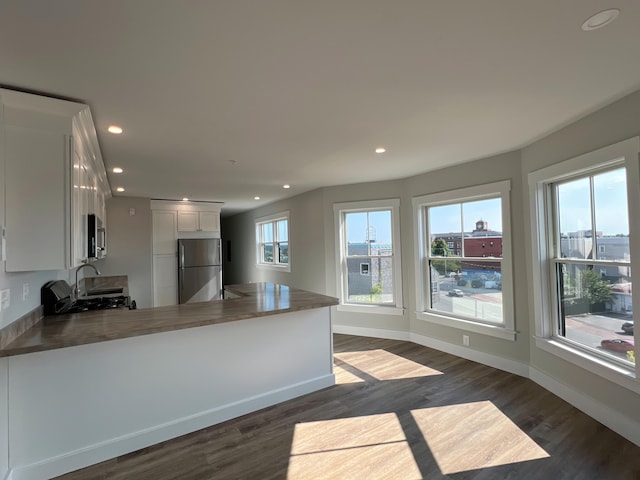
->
xmin=58 ymin=334 xmax=640 ymax=479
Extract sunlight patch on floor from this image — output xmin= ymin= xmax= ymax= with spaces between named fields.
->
xmin=411 ymin=401 xmax=549 ymax=474
xmin=334 ymin=363 xmax=366 ymax=384
xmin=334 ymin=349 xmax=443 ymax=381
xmin=288 ymin=413 xmax=422 ymax=479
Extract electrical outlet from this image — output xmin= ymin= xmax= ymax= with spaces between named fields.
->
xmin=463 ymin=334 xmax=470 ymax=346
xmin=23 ymin=283 xmax=30 ymax=300
xmin=0 ymin=289 xmax=10 ymax=310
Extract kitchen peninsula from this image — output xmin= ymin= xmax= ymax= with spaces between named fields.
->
xmin=0 ymin=283 xmax=337 ymax=480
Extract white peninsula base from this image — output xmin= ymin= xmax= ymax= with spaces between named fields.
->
xmin=2 ymin=307 xmax=334 ymax=480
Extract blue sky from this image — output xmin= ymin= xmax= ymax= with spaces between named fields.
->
xmin=346 ymin=211 xmax=392 ymax=243
xmin=345 ymin=198 xmax=503 ymax=244
xmin=557 ymin=168 xmax=628 ymax=236
xmin=429 ymin=198 xmax=502 ymax=235
xmin=344 ymin=170 xmax=628 ymax=245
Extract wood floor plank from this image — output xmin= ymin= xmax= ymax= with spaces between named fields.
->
xmin=56 ymin=334 xmax=640 ymax=480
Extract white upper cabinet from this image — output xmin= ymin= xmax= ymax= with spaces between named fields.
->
xmin=1 ymin=89 xmax=111 ymax=271
xmin=198 ymin=211 xmax=220 ymax=232
xmin=177 ymin=210 xmax=220 ymax=232
xmin=176 ymin=211 xmax=198 ymax=232
xmin=150 ymin=200 xmax=223 ymax=307
xmin=152 ymin=200 xmax=223 ymax=237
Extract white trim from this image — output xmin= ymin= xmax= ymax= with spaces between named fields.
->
xmin=534 ymin=337 xmax=640 ymax=394
xmin=255 ymin=210 xmax=290 ymax=224
xmin=527 ymin=137 xmax=639 ymax=185
xmin=415 ymin=311 xmax=517 ymax=341
xmin=256 ymin=263 xmax=291 ymax=272
xmin=9 ymin=375 xmax=334 ymax=480
xmin=409 ymin=332 xmax=529 ymax=377
xmin=332 ymin=324 xmax=411 ymax=341
xmin=412 ymin=180 xmax=515 ymax=336
xmin=150 ymin=199 xmax=223 ymax=212
xmin=334 ymin=327 xmax=639 ymax=446
xmin=337 ymin=304 xmax=405 ymax=316
xmin=332 ymin=325 xmax=525 ymax=377
xmin=528 ymin=136 xmax=640 ymax=379
xmin=529 ymin=367 xmax=640 ymax=447
xmin=415 ymin=179 xmax=511 ymax=206
xmin=333 ymin=198 xmax=403 ymax=310
xmin=255 ymin=211 xmax=290 ymax=272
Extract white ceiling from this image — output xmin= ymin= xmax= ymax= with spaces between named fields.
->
xmin=2 ymin=1 xmax=640 ymax=216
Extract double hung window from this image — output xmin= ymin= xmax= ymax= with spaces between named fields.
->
xmin=256 ymin=212 xmax=290 ymax=271
xmin=413 ymin=181 xmax=515 ymax=339
xmin=334 ymin=199 xmax=402 ymax=313
xmin=530 ymin=137 xmax=639 ymax=380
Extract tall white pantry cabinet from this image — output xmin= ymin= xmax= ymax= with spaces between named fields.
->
xmin=1 ymin=89 xmax=110 ymax=271
xmin=151 ymin=200 xmax=222 ymax=307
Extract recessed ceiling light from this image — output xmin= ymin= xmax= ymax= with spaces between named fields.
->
xmin=283 ymin=184 xmax=291 ymax=189
xmin=112 ymin=167 xmax=124 ymax=174
xmin=375 ymin=147 xmax=386 ymax=154
xmin=182 ymin=197 xmax=189 ymax=201
xmin=581 ymin=8 xmax=620 ymax=31
xmin=116 ymin=187 xmax=125 ymax=192
xmin=254 ymin=196 xmax=261 ymax=200
xmin=108 ymin=125 xmax=123 ymax=134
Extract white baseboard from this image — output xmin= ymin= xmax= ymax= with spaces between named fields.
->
xmin=11 ymin=375 xmax=335 ymax=480
xmin=333 ymin=325 xmax=410 ymax=341
xmin=334 ymin=325 xmax=640 ymax=447
xmin=409 ymin=332 xmax=530 ymax=378
xmin=529 ymin=367 xmax=640 ymax=447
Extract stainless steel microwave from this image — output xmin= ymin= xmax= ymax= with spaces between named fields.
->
xmin=87 ymin=214 xmax=106 ymax=259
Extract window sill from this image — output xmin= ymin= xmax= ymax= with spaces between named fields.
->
xmin=256 ymin=263 xmax=291 ymax=273
xmin=338 ymin=304 xmax=405 ymax=316
xmin=534 ymin=336 xmax=639 ymax=394
xmin=415 ymin=311 xmax=516 ymax=340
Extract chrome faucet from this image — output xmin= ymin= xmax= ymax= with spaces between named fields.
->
xmin=74 ymin=263 xmax=101 ymax=299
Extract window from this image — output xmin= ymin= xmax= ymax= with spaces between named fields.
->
xmin=529 ymin=137 xmax=639 ymax=386
xmin=413 ymin=181 xmax=514 ymax=339
xmin=334 ymin=199 xmax=403 ymax=314
xmin=256 ymin=212 xmax=290 ymax=271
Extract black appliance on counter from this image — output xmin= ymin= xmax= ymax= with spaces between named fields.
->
xmin=41 ymin=280 xmax=134 ymax=316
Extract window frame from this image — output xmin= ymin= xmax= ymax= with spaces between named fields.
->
xmin=334 ymin=199 xmax=403 ymax=315
xmin=529 ymin=136 xmax=640 ymax=391
xmin=413 ymin=180 xmax=515 ymax=340
xmin=255 ymin=211 xmax=290 ymax=272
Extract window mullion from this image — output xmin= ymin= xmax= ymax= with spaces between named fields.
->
xmin=589 ymin=176 xmax=597 ymax=259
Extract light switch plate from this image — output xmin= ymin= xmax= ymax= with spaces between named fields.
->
xmin=0 ymin=289 xmax=10 ymax=310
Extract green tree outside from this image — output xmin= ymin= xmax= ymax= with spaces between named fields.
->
xmin=580 ymin=269 xmax=612 ymax=310
xmin=431 ymin=238 xmax=461 ymax=275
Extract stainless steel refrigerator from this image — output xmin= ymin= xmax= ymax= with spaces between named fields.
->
xmin=178 ymin=238 xmax=223 ymax=303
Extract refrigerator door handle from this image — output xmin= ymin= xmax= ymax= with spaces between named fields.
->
xmin=180 ymin=243 xmax=185 ymax=268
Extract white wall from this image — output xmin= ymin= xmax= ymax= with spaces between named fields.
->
xmin=222 ymin=89 xmax=640 ymax=443
xmin=222 ymin=188 xmax=326 ymax=294
xmin=403 ymin=150 xmax=528 ymax=363
xmin=521 ymin=90 xmax=640 ymax=428
xmin=96 ymin=197 xmax=153 ymax=309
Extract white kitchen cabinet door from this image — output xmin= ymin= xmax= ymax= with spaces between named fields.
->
xmin=177 ymin=211 xmax=198 ymax=232
xmin=198 ymin=211 xmax=220 ymax=232
xmin=177 ymin=210 xmax=220 ymax=232
xmin=2 ymin=89 xmax=110 ymax=271
xmin=153 ymin=254 xmax=177 ymax=306
xmin=4 ymin=123 xmax=71 ymax=271
xmin=152 ymin=211 xmax=177 ymax=255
